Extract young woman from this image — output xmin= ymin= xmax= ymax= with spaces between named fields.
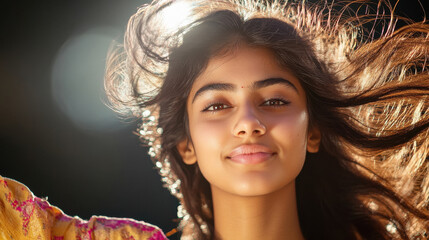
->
xmin=1 ymin=0 xmax=428 ymax=239
xmin=105 ymin=0 xmax=429 ymax=239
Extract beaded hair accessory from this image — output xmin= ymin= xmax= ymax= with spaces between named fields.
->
xmin=137 ymin=107 xmax=186 ymax=213
xmin=138 ymin=107 xmax=205 ymax=237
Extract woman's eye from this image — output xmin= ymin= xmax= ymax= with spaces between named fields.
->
xmin=202 ymin=103 xmax=230 ymax=112
xmin=261 ymin=98 xmax=290 ymax=107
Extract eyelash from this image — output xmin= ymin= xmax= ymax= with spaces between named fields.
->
xmin=201 ymin=98 xmax=291 ymax=112
xmin=202 ymin=102 xmax=231 ymax=112
xmin=261 ymin=98 xmax=291 ymax=107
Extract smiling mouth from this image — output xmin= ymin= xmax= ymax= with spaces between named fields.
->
xmin=227 ymin=152 xmax=274 ymax=164
xmin=227 ymin=144 xmax=275 ymax=164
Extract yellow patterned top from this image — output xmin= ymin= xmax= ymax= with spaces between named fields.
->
xmin=0 ymin=176 xmax=167 ymax=240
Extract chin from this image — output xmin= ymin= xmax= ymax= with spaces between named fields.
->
xmin=228 ymin=178 xmax=295 ymax=197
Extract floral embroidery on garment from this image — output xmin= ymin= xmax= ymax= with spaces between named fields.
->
xmin=0 ymin=176 xmax=168 ymax=240
xmin=4 ymin=181 xmax=36 ymax=236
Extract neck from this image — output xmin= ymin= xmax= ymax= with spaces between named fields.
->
xmin=211 ymin=182 xmax=305 ymax=240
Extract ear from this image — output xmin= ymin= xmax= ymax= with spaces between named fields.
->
xmin=177 ymin=139 xmax=197 ymax=165
xmin=307 ymin=126 xmax=321 ymax=153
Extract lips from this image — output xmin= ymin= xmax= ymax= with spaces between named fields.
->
xmin=227 ymin=144 xmax=274 ymax=164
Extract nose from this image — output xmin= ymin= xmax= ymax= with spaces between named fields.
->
xmin=232 ymin=104 xmax=266 ymax=138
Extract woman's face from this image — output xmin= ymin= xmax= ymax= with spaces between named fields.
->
xmin=178 ymin=45 xmax=320 ymax=197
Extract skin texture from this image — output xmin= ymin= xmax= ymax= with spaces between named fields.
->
xmin=178 ymin=45 xmax=321 ymax=240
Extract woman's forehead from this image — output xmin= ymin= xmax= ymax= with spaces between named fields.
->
xmin=190 ymin=46 xmax=305 ymax=95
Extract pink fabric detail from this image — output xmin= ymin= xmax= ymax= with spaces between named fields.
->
xmin=35 ymin=197 xmax=52 ymax=210
xmin=0 ymin=179 xmax=8 ymax=187
xmin=4 ymin=185 xmax=36 ymax=236
xmin=96 ymin=218 xmax=157 ymax=232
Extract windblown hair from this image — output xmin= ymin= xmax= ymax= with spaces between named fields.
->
xmin=105 ymin=0 xmax=429 ymax=239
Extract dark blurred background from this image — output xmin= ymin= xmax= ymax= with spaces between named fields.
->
xmin=0 ymin=0 xmax=426 ymax=239
xmin=0 ymin=0 xmax=182 ymax=237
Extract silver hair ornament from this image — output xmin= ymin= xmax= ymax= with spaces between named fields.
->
xmin=137 ymin=107 xmax=197 ymax=235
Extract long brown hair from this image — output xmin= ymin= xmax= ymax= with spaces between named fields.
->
xmin=105 ymin=0 xmax=429 ymax=239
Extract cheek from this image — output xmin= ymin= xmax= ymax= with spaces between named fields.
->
xmin=270 ymin=110 xmax=309 ymax=163
xmin=190 ymin=118 xmax=228 ymax=158
xmin=189 ymin=119 xmax=230 ymax=186
xmin=273 ymin=109 xmax=308 ymax=141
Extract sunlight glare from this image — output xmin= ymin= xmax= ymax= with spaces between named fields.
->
xmin=160 ymin=0 xmax=193 ymax=32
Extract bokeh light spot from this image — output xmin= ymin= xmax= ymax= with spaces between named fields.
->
xmin=51 ymin=27 xmax=125 ymax=132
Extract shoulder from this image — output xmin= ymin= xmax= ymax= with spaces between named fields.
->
xmin=0 ymin=175 xmax=167 ymax=240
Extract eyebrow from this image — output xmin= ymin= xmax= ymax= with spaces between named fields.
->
xmin=192 ymin=77 xmax=298 ymax=103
